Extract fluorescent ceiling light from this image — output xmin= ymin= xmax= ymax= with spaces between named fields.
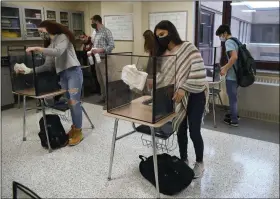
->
xmin=231 ymin=1 xmax=279 ymax=9
xmin=242 ymin=10 xmax=256 ymax=12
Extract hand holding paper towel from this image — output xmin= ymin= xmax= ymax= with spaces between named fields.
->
xmin=121 ymin=64 xmax=148 ymax=91
xmin=14 ymin=63 xmax=32 ymax=74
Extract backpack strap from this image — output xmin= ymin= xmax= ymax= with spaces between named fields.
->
xmin=139 ymin=155 xmax=147 ymax=161
xmin=228 ymin=37 xmax=242 ymax=47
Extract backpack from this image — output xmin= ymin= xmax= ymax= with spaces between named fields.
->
xmin=38 ymin=114 xmax=68 ymax=149
xmin=228 ymin=37 xmax=256 ymax=87
xmin=139 ymin=153 xmax=194 ymax=196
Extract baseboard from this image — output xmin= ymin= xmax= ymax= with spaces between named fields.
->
xmin=1 ymin=104 xmax=15 ymax=111
xmin=209 ymin=103 xmax=279 ymax=123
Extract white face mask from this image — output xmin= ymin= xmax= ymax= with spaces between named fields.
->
xmin=219 ymin=36 xmax=226 ymax=42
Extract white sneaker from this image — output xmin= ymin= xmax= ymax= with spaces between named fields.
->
xmin=193 ymin=162 xmax=204 ymax=178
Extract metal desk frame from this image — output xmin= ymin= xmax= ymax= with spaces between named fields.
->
xmin=14 ymin=89 xmax=94 ymax=153
xmin=208 ymin=79 xmax=224 ymax=128
xmin=104 ymin=111 xmax=176 ymax=199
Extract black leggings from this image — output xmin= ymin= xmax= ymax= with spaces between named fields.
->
xmin=177 ymin=92 xmax=206 ymax=162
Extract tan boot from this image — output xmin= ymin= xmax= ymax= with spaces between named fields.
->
xmin=69 ymin=128 xmax=83 ymax=146
xmin=67 ymin=125 xmax=75 ymax=139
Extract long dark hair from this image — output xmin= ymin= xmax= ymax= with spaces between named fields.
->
xmin=39 ymin=20 xmax=75 ymax=47
xmin=154 ymin=20 xmax=183 ymax=56
xmin=143 ymin=30 xmax=155 ymax=55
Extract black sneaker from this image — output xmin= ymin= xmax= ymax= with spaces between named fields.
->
xmin=225 ymin=113 xmax=240 ymax=120
xmin=224 ymin=118 xmax=239 ymax=127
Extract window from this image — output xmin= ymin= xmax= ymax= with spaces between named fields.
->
xmin=195 ymin=1 xmax=279 ymax=70
xmin=251 ymin=24 xmax=279 ymax=43
xmin=231 ymin=1 xmax=279 ymax=65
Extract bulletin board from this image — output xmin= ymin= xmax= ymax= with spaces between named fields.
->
xmin=149 ymin=11 xmax=188 ymax=41
xmin=104 ymin=14 xmax=134 ymax=41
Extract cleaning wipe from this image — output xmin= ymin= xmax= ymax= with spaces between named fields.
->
xmin=121 ymin=64 xmax=148 ymax=91
xmin=14 ymin=63 xmax=32 ymax=74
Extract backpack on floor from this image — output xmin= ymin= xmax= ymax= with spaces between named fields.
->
xmin=38 ymin=114 xmax=68 ymax=149
xmin=228 ymin=37 xmax=256 ymax=87
xmin=139 ymin=153 xmax=194 ymax=196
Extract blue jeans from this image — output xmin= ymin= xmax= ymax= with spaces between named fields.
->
xmin=59 ymin=66 xmax=83 ymax=129
xmin=226 ymin=80 xmax=238 ymax=123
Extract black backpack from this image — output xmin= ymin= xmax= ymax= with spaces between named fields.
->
xmin=139 ymin=153 xmax=194 ymax=196
xmin=38 ymin=114 xmax=68 ymax=149
xmin=228 ymin=37 xmax=256 ymax=87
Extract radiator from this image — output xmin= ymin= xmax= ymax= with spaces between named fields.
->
xmin=237 ymin=75 xmax=279 ymax=123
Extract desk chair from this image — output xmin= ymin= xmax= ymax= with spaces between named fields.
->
xmin=43 ymin=93 xmax=94 ymax=129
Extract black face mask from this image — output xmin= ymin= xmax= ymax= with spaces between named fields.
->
xmin=91 ymin=23 xmax=97 ymax=29
xmin=157 ymin=35 xmax=171 ymax=50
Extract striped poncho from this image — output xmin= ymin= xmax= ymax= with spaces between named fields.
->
xmin=156 ymin=41 xmax=209 ymax=132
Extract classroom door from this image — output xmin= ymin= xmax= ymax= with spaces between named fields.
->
xmin=199 ymin=9 xmax=215 ymax=66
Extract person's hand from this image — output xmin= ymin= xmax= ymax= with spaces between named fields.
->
xmin=172 ymin=89 xmax=186 ymax=103
xmin=147 ymin=79 xmax=153 ymax=90
xmin=80 ymin=35 xmax=88 ymax=42
xmin=15 ymin=69 xmax=25 ymax=74
xmin=26 ymin=47 xmax=41 ymax=54
xmin=220 ymin=66 xmax=229 ymax=76
xmin=91 ymin=48 xmax=104 ymax=54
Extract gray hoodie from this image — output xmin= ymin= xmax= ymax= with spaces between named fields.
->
xmin=36 ymin=34 xmax=80 ymax=74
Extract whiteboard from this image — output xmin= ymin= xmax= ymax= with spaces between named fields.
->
xmin=149 ymin=11 xmax=188 ymax=41
xmin=104 ymin=14 xmax=133 ymax=41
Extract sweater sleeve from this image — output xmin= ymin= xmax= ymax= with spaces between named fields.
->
xmin=35 ymin=56 xmax=55 ymax=73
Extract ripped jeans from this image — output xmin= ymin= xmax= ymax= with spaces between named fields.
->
xmin=59 ymin=66 xmax=83 ymax=129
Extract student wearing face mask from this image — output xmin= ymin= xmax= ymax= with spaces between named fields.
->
xmin=216 ymin=24 xmax=240 ymax=127
xmin=90 ymin=15 xmax=115 ymax=109
xmin=16 ymin=20 xmax=84 ymax=146
xmin=153 ymin=20 xmax=209 ymax=178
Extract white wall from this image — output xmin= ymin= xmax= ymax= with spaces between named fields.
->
xmin=213 ymin=13 xmax=222 ymax=47
xmin=201 ymin=1 xmax=223 ymax=13
xmin=232 ymin=5 xmax=253 ymax=23
xmin=98 ymin=1 xmax=195 ymax=54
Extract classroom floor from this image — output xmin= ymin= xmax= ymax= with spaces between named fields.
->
xmin=1 ymin=102 xmax=279 ymax=198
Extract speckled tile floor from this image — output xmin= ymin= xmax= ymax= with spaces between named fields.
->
xmin=1 ymin=103 xmax=279 ymax=198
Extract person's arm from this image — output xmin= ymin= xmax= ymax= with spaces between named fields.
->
xmin=224 ymin=41 xmax=238 ymax=70
xmin=35 ymin=56 xmax=55 ymax=73
xmin=104 ymin=29 xmax=115 ymax=53
xmin=40 ymin=34 xmax=69 ymax=57
xmin=224 ymin=40 xmax=238 ymax=69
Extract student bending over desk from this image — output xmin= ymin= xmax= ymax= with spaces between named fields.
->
xmin=150 ymin=20 xmax=209 ymax=178
xmin=15 ymin=20 xmax=84 ymax=146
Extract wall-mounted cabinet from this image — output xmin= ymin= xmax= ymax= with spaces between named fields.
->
xmin=44 ymin=8 xmax=59 ymax=22
xmin=1 ymin=3 xmax=85 ymax=41
xmin=59 ymin=10 xmax=71 ymax=29
xmin=1 ymin=4 xmax=23 ymax=41
xmin=22 ymin=6 xmax=44 ymax=40
xmin=71 ymin=11 xmax=84 ymax=39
